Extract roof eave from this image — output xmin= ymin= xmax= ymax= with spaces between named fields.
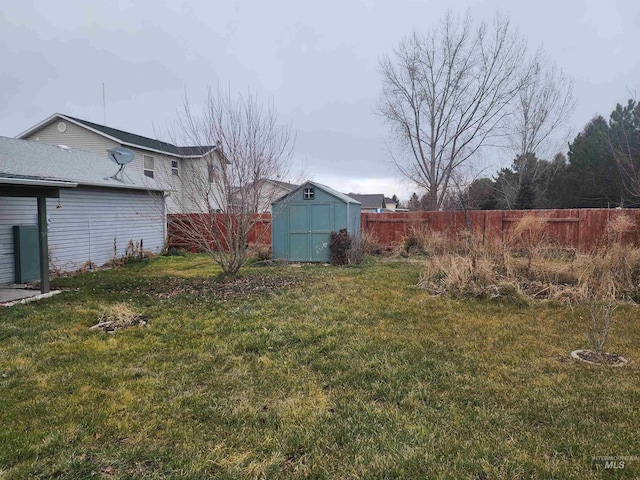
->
xmin=76 ymin=180 xmax=166 ymax=192
xmin=15 ymin=113 xmax=66 ymax=139
xmin=0 ymin=176 xmax=78 ymax=188
xmin=271 ymin=180 xmax=362 ymax=206
xmin=17 ymin=113 xmax=216 ymax=158
xmin=16 ymin=113 xmax=127 ymax=146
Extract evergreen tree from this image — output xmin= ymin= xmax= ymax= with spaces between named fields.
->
xmin=563 ymin=115 xmax=624 ymax=207
xmin=515 ymin=176 xmax=536 ymax=209
xmin=609 ymin=99 xmax=640 ymax=202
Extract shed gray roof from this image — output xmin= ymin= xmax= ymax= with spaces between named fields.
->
xmin=17 ymin=113 xmax=216 ymax=158
xmin=272 ymin=180 xmax=361 ymax=205
xmin=0 ymin=136 xmax=165 ymax=192
xmin=267 ymin=179 xmax=299 ymax=191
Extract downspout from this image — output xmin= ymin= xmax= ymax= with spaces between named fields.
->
xmin=163 ymin=191 xmax=168 ymax=248
xmin=88 ymin=218 xmax=92 ymax=268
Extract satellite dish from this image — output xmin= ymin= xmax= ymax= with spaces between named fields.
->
xmin=107 ymin=147 xmax=135 ymax=182
xmin=108 ymin=147 xmax=135 ymax=165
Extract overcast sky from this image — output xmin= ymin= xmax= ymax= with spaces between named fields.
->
xmin=2 ymin=0 xmax=639 ymax=200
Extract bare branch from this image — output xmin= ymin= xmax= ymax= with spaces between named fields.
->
xmin=167 ymin=87 xmax=294 ymax=275
xmin=376 ymin=10 xmax=528 ymax=210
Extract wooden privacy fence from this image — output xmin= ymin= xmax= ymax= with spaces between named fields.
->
xmin=168 ymin=213 xmax=271 ymax=252
xmin=168 ymin=209 xmax=640 ymax=253
xmin=361 ymin=209 xmax=640 ymax=252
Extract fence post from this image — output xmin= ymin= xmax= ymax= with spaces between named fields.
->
xmin=483 ymin=212 xmax=486 ymax=246
xmin=578 ymin=209 xmax=582 ymax=252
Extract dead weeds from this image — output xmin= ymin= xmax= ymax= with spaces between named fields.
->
xmin=90 ymin=303 xmax=147 ymax=332
xmin=418 ymin=215 xmax=640 ymax=305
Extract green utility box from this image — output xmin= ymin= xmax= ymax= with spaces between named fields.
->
xmin=13 ymin=225 xmax=40 ymax=283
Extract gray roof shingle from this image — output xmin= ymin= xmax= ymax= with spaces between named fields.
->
xmin=347 ymin=193 xmax=385 ymax=209
xmin=0 ymin=136 xmax=164 ymax=191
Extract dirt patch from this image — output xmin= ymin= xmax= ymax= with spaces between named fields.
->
xmin=571 ymin=349 xmax=628 ymax=366
xmin=140 ymin=275 xmax=299 ymax=302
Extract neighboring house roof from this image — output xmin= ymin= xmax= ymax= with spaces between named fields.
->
xmin=266 ymin=179 xmax=299 ymax=191
xmin=273 ymin=180 xmax=361 ymax=205
xmin=0 ymin=136 xmax=165 ymax=191
xmin=347 ymin=193 xmax=385 ymax=209
xmin=384 ymin=197 xmax=396 ymax=205
xmin=232 ymin=178 xmax=298 ymax=194
xmin=16 ymin=113 xmax=216 ymax=158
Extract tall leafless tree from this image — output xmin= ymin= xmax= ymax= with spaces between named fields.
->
xmin=168 ymin=87 xmax=294 ymax=275
xmin=608 ymin=99 xmax=640 ymax=200
xmin=511 ymin=53 xmax=576 ymax=158
xmin=507 ymin=51 xmax=576 ymax=195
xmin=377 ymin=11 xmax=529 ymax=210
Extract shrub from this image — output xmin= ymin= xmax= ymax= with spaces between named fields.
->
xmin=574 ymin=243 xmax=640 ymax=302
xmin=247 ymin=245 xmax=272 ymax=263
xmin=584 ymin=282 xmax=618 ymax=353
xmin=358 ymin=231 xmax=384 ymax=256
xmin=330 ymin=229 xmax=352 ymax=266
xmin=402 ymin=225 xmax=451 ymax=256
xmin=163 ymin=246 xmax=185 ymax=257
xmin=505 ymin=215 xmax=548 ymax=270
xmin=606 ymin=213 xmax=636 ymax=245
xmin=418 ymin=249 xmax=526 ymax=302
xmin=108 ymin=238 xmax=155 ymax=266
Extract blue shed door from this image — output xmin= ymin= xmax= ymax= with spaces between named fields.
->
xmin=310 ymin=204 xmax=331 ymax=261
xmin=289 ymin=204 xmax=309 ymax=261
xmin=287 ymin=203 xmax=332 ymax=261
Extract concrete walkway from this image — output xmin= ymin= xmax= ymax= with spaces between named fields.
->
xmin=0 ymin=286 xmax=61 ymax=306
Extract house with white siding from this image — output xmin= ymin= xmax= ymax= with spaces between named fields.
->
xmin=0 ymin=136 xmax=167 ymax=286
xmin=16 ymin=113 xmax=218 ymax=214
xmin=233 ymin=179 xmax=298 ymax=213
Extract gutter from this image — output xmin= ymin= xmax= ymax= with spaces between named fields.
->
xmin=0 ymin=177 xmax=78 ymax=188
xmin=0 ymin=176 xmax=166 ymax=193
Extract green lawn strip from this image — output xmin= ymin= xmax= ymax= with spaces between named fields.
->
xmin=0 ymin=255 xmax=638 ymax=478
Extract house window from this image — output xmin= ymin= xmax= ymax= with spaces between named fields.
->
xmin=303 ymin=187 xmax=315 ymax=200
xmin=171 ymin=160 xmax=179 ymax=176
xmin=207 ymin=163 xmax=215 ymax=183
xmin=143 ymin=155 xmax=154 ymax=178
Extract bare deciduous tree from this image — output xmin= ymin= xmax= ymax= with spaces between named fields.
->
xmin=608 ymin=99 xmax=640 ymax=199
xmin=377 ymin=11 xmax=528 ymax=210
xmin=502 ymin=52 xmax=576 ymax=205
xmin=586 ymin=282 xmax=617 ymax=354
xmin=168 ymin=87 xmax=294 ymax=275
xmin=510 ymin=51 xmax=576 ymax=162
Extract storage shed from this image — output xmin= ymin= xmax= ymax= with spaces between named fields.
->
xmin=0 ymin=137 xmax=167 ymax=287
xmin=271 ymin=181 xmax=361 ymax=262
